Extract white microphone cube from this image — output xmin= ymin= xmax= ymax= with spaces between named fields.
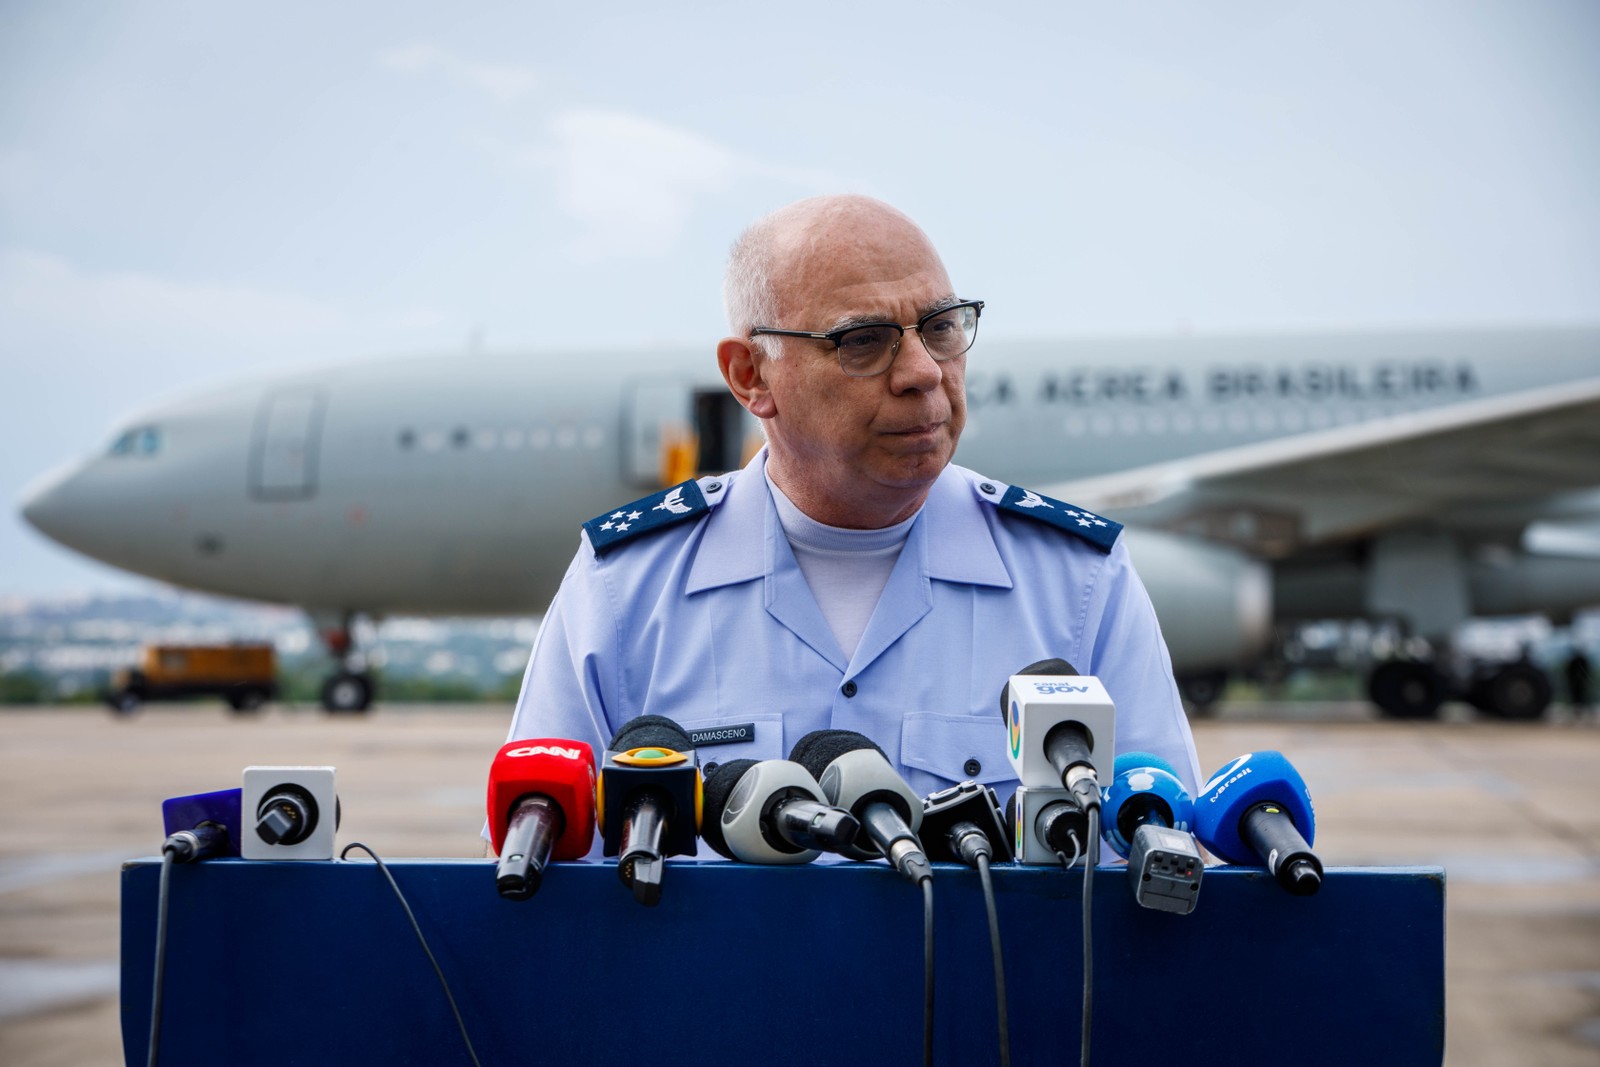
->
xmin=241 ymin=766 xmax=337 ymax=860
xmin=1003 ymin=673 xmax=1116 ymax=787
xmin=1013 ymin=784 xmax=1091 ymax=865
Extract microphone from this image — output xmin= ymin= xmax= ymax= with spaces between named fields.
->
xmin=160 ymin=788 xmax=242 ymax=862
xmin=486 ymin=739 xmax=598 ymax=900
xmin=701 ymin=759 xmax=859 ymax=864
xmin=1000 ymin=658 xmax=1115 ymax=814
xmin=1193 ymin=751 xmax=1323 ymax=896
xmin=921 ymin=781 xmax=1012 ymax=866
xmin=599 ymin=715 xmax=701 ymax=905
xmin=1103 ymin=752 xmax=1202 ymax=914
xmin=1007 ymin=786 xmax=1093 ymax=865
xmin=790 ymin=730 xmax=932 ymax=885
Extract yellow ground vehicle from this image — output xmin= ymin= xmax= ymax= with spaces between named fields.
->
xmin=107 ymin=644 xmax=278 ymax=713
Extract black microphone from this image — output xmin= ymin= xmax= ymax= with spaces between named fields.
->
xmin=790 ymin=730 xmax=932 ymax=885
xmin=921 ymin=781 xmax=1012 ymax=866
xmin=599 ymin=715 xmax=701 ymax=905
xmin=701 ymin=759 xmax=860 ymax=864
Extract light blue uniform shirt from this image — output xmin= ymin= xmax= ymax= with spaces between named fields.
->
xmin=505 ymin=450 xmax=1202 ymax=803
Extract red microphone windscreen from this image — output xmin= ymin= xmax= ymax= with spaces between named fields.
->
xmin=486 ymin=739 xmax=597 ymax=858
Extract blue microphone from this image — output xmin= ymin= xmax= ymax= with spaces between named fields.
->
xmin=1102 ymin=752 xmax=1194 ymax=856
xmin=1193 ymin=751 xmax=1322 ymax=896
xmin=1103 ymin=752 xmax=1202 ymax=913
xmin=160 ymin=788 xmax=242 ymax=862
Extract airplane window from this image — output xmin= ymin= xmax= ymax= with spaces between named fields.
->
xmin=451 ymin=427 xmax=470 ymax=449
xmin=109 ymin=426 xmax=160 ymax=457
xmin=555 ymin=426 xmax=578 ymax=449
xmin=475 ymin=428 xmax=497 ymax=450
xmin=398 ymin=429 xmax=416 ymax=450
xmin=530 ymin=427 xmax=551 ymax=449
xmin=582 ymin=425 xmax=604 ymax=449
xmin=1171 ymin=412 xmax=1196 ymax=434
xmin=502 ymin=429 xmax=525 ymax=450
xmin=421 ymin=429 xmax=445 ymax=452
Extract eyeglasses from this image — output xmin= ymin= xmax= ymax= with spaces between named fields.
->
xmin=749 ymin=299 xmax=984 ymax=377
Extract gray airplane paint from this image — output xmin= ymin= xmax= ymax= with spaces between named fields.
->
xmin=18 ymin=325 xmax=1600 ymax=679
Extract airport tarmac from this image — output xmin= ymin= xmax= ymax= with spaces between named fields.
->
xmin=1 ymin=701 xmax=1597 ymax=1066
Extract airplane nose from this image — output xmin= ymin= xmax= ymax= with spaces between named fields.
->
xmin=18 ymin=464 xmax=84 ymax=544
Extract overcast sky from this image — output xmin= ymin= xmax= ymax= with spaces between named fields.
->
xmin=3 ymin=1 xmax=1598 ymax=599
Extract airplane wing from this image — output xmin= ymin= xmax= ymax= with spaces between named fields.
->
xmin=1041 ymin=377 xmax=1600 ymax=558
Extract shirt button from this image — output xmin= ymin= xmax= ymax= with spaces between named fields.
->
xmin=963 ymin=758 xmax=982 ymax=777
xmin=980 ymin=482 xmax=996 ymax=495
xmin=841 ymin=680 xmax=858 ymax=698
xmin=706 ymin=481 xmax=722 ymax=492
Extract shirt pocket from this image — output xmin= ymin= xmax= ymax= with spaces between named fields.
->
xmin=900 ymin=713 xmax=1016 ymax=788
xmin=671 ymin=712 xmax=786 ymax=773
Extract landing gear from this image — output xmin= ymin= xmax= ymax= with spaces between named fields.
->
xmin=1368 ymin=660 xmax=1446 ymax=720
xmin=1468 ymin=660 xmax=1552 ymax=721
xmin=1367 ymin=656 xmax=1555 ymax=720
xmin=321 ymin=672 xmax=373 ymax=714
xmin=310 ymin=611 xmax=376 ymax=714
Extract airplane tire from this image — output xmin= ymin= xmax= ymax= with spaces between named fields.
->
xmin=1474 ymin=662 xmax=1552 ymax=721
xmin=322 ymin=673 xmax=373 ymax=714
xmin=1368 ymin=660 xmax=1445 ymax=720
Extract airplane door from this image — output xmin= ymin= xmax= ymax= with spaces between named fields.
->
xmin=625 ymin=382 xmax=753 ymax=488
xmin=249 ymin=388 xmax=326 ymax=501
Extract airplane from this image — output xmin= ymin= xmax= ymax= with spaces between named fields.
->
xmin=19 ymin=324 xmax=1600 ymax=716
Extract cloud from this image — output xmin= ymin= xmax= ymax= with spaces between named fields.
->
xmin=377 ymin=43 xmax=538 ymax=102
xmin=524 ymin=109 xmax=840 ymax=260
xmin=0 ymin=250 xmax=448 ymax=376
xmin=0 ymin=249 xmax=350 ymax=351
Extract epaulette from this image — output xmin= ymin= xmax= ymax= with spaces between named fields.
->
xmin=971 ymin=475 xmax=1122 ymax=553
xmin=582 ymin=475 xmax=730 ymax=557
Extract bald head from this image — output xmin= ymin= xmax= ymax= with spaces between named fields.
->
xmin=724 ymin=195 xmax=947 ymax=349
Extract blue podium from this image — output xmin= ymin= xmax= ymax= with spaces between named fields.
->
xmin=122 ymin=859 xmax=1444 ymax=1065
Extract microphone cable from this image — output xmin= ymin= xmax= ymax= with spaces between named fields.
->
xmin=921 ymin=875 xmax=934 ymax=1067
xmin=1054 ymin=807 xmax=1098 ymax=1067
xmin=948 ymin=820 xmax=1011 ymax=1067
xmin=974 ymin=850 xmax=1011 ymax=1067
xmin=146 ymin=849 xmax=175 ymax=1067
xmin=340 ymin=843 xmax=483 ymax=1067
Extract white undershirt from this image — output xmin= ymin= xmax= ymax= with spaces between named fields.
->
xmin=767 ymin=475 xmax=919 ymax=661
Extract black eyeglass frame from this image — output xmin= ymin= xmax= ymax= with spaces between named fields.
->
xmin=748 ymin=299 xmax=985 ymax=377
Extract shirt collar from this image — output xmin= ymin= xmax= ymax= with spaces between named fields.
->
xmin=686 ymin=449 xmax=1012 ymax=593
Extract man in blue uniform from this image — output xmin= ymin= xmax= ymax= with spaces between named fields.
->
xmin=502 ymin=194 xmax=1200 ymax=810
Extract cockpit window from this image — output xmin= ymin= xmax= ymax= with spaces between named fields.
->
xmin=109 ymin=426 xmax=161 ymax=457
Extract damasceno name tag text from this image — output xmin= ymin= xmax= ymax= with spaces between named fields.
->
xmin=688 ymin=723 xmax=756 ymax=747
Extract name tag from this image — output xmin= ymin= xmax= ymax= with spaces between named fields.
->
xmin=688 ymin=723 xmax=756 ymax=747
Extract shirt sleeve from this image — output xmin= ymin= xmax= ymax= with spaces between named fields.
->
xmin=1082 ymin=538 xmax=1204 ymax=793
xmin=484 ymin=543 xmax=618 ymax=848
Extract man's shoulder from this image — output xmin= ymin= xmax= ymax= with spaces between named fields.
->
xmin=947 ymin=464 xmax=1122 ymax=553
xmin=581 ymin=472 xmax=737 ymax=558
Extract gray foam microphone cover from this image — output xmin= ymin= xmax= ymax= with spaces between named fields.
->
xmin=719 ymin=760 xmax=824 ymax=865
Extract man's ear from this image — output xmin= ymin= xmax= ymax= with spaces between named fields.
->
xmin=717 ymin=337 xmax=776 ymax=419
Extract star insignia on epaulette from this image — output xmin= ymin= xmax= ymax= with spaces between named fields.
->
xmin=994 ymin=484 xmax=1121 ymax=551
xmin=583 ymin=480 xmax=710 ymax=556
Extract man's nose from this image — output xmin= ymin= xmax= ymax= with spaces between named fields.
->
xmin=886 ymin=328 xmax=945 ymax=394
